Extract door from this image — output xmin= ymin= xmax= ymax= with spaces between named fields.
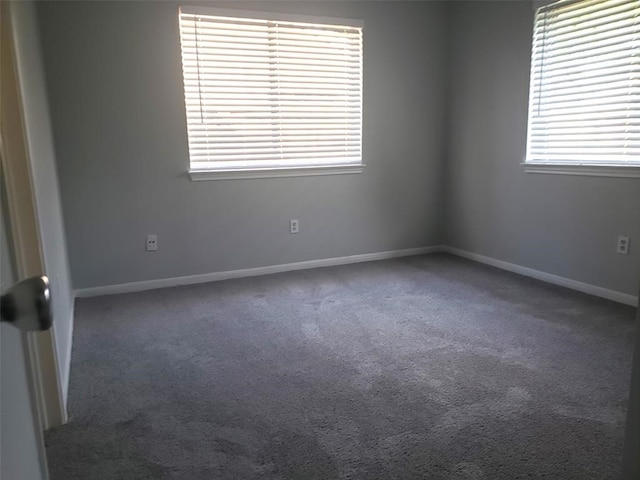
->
xmin=0 ymin=204 xmax=50 ymax=479
xmin=622 ymin=288 xmax=640 ymax=478
xmin=1 ymin=1 xmax=62 ymax=477
xmin=1 ymin=0 xmax=67 ymax=428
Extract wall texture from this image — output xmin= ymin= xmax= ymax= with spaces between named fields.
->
xmin=445 ymin=1 xmax=640 ymax=297
xmin=37 ymin=0 xmax=448 ymax=289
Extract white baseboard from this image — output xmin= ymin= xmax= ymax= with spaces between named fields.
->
xmin=75 ymin=245 xmax=638 ymax=307
xmin=442 ymin=246 xmax=638 ymax=307
xmin=75 ymin=246 xmax=441 ymax=298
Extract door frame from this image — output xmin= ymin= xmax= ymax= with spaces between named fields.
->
xmin=622 ymin=283 xmax=640 ymax=478
xmin=1 ymin=0 xmax=66 ymax=433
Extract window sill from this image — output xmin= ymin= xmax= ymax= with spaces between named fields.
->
xmin=189 ymin=164 xmax=364 ymax=181
xmin=522 ymin=163 xmax=640 ymax=179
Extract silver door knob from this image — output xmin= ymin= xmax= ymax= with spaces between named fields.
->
xmin=1 ymin=276 xmax=52 ymax=331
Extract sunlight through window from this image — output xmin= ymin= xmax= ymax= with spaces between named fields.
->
xmin=178 ymin=8 xmax=363 ymax=178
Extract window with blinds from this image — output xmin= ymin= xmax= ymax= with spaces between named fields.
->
xmin=526 ymin=0 xmax=640 ymax=169
xmin=178 ymin=8 xmax=363 ymax=179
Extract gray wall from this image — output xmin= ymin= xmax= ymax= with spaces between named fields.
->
xmin=445 ymin=1 xmax=640 ymax=297
xmin=37 ymin=0 xmax=448 ymax=289
xmin=36 ymin=0 xmax=639 ymax=299
xmin=11 ymin=0 xmax=76 ymax=405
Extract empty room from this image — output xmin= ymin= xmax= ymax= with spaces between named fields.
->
xmin=1 ymin=0 xmax=639 ymax=479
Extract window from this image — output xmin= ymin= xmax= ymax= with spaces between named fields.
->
xmin=178 ymin=7 xmax=363 ymax=180
xmin=525 ymin=0 xmax=640 ymax=177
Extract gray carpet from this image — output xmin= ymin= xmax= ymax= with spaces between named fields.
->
xmin=45 ymin=253 xmax=636 ymax=479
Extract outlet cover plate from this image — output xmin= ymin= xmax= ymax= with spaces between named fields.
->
xmin=617 ymin=235 xmax=630 ymax=255
xmin=146 ymin=234 xmax=158 ymax=251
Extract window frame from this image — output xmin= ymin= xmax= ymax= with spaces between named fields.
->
xmin=178 ymin=6 xmax=365 ymax=181
xmin=523 ymin=0 xmax=640 ymax=179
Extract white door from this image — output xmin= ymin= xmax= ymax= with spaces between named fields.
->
xmin=0 ymin=1 xmax=59 ymax=477
xmin=0 ymin=192 xmax=49 ymax=480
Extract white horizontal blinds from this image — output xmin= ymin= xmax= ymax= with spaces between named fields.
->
xmin=526 ymin=0 xmax=640 ymax=165
xmin=179 ymin=9 xmax=363 ymax=171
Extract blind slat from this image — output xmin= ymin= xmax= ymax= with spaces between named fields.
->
xmin=189 ymin=151 xmax=362 ymax=162
xmin=191 ymin=158 xmax=362 ymax=171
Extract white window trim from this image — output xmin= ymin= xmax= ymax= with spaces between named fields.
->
xmin=180 ymin=7 xmax=364 ymax=29
xmin=522 ymin=162 xmax=640 ymax=179
xmin=523 ymin=0 xmax=640 ymax=179
xmin=179 ymin=6 xmax=364 ymax=181
xmin=532 ymin=0 xmax=554 ymax=10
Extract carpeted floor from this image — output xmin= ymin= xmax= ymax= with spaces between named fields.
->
xmin=45 ymin=253 xmax=636 ymax=479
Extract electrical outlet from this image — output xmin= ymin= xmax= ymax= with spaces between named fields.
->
xmin=617 ymin=235 xmax=630 ymax=255
xmin=290 ymin=219 xmax=299 ymax=234
xmin=146 ymin=234 xmax=158 ymax=251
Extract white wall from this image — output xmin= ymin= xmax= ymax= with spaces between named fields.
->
xmin=10 ymin=0 xmax=75 ymax=404
xmin=36 ymin=0 xmax=449 ymax=290
xmin=445 ymin=1 xmax=640 ymax=297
